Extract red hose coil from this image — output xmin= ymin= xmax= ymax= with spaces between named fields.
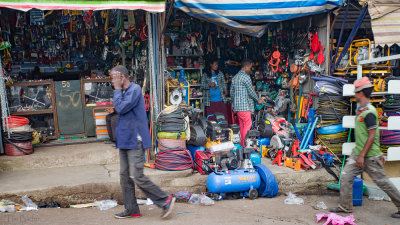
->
xmin=155 ymin=149 xmax=194 ymax=171
xmin=5 ymin=116 xmax=29 ymax=128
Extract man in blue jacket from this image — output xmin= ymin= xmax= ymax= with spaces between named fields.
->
xmin=111 ymin=65 xmax=175 ymax=219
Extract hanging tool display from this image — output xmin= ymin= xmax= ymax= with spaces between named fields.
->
xmin=0 ymin=8 xmax=149 ymax=82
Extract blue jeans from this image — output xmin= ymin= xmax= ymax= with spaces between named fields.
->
xmin=119 ymin=143 xmax=169 ymax=214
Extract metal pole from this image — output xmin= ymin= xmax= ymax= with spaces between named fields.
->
xmin=152 ymin=13 xmax=160 ymax=116
xmin=148 ymin=13 xmax=159 ymax=118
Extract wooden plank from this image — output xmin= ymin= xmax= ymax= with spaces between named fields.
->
xmin=11 ymin=109 xmax=54 ymax=116
xmin=60 ymin=133 xmax=87 ymax=138
xmin=82 ymin=78 xmax=112 ymax=83
xmin=10 ymin=80 xmax=53 ymax=86
xmin=50 ymin=81 xmax=60 ymax=139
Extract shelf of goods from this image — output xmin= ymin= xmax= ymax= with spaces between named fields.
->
xmin=341 ymin=55 xmax=400 ymax=161
xmin=342 ymin=116 xmax=400 ymax=161
xmin=9 ymin=80 xmax=59 ymax=139
xmin=342 ymin=80 xmax=400 ymax=97
xmin=166 ymin=66 xmax=204 ymax=115
xmin=81 ymin=79 xmax=114 ymax=137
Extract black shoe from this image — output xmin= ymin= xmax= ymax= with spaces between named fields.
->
xmin=114 ymin=210 xmax=141 ymax=219
xmin=161 ymin=195 xmax=176 ymax=219
xmin=392 ymin=211 xmax=400 ymax=218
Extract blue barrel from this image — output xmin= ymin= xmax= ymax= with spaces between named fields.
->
xmin=353 ymin=177 xmax=363 ymax=206
xmin=207 ymin=169 xmax=261 ymax=194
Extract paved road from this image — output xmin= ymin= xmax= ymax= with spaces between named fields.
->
xmin=0 ymin=195 xmax=398 ymax=225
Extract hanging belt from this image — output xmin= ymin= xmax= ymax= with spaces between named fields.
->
xmin=332 ymin=4 xmax=368 ymax=73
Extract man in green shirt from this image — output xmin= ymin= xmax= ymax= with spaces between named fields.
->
xmin=330 ymin=77 xmax=400 ymax=218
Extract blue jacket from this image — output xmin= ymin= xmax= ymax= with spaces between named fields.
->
xmin=114 ymin=83 xmax=151 ymax=149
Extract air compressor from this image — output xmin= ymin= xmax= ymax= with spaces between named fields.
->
xmin=207 ymin=164 xmax=278 ymax=200
xmin=206 ymin=144 xmax=279 ymax=200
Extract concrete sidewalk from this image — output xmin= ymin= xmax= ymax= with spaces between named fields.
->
xmin=0 ymin=142 xmax=119 ymax=172
xmin=0 ymin=142 xmax=337 ymax=206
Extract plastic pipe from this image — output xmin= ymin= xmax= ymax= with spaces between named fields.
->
xmin=301 ymin=117 xmax=319 ymax=150
xmin=293 ymin=124 xmax=302 ymax=141
xmin=299 ymin=119 xmax=313 ymax=149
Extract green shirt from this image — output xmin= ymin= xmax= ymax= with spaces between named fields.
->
xmin=353 ymin=103 xmax=382 ymax=157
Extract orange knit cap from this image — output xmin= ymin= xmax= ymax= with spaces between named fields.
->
xmin=354 ymin=77 xmax=373 ymax=92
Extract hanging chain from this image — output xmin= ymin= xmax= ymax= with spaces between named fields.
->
xmin=0 ymin=58 xmax=11 ymax=137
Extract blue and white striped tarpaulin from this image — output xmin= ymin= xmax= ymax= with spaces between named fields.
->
xmin=175 ymin=0 xmax=343 ymax=37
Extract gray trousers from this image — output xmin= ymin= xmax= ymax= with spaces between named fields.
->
xmin=339 ymin=153 xmax=400 ymax=212
xmin=119 ymin=143 xmax=169 ymax=214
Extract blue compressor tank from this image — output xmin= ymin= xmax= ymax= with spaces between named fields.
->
xmin=250 ymin=153 xmax=261 ymax=165
xmin=207 ymin=169 xmax=261 ymax=194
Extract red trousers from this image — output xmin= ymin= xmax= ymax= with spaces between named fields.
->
xmin=236 ymin=111 xmax=252 ymax=147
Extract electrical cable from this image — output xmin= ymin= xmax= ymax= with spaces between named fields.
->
xmin=318 ymin=120 xmax=342 ymax=127
xmin=318 ymin=131 xmax=349 ymax=154
xmin=380 ymin=94 xmax=400 ymax=153
xmin=317 ymin=95 xmax=349 ymax=125
xmin=383 ymin=95 xmax=400 ymax=113
xmin=5 ymin=116 xmax=29 ymax=128
xmin=157 ymin=107 xmax=188 ymax=133
xmin=3 ymin=132 xmax=33 ymax=143
xmin=2 ymin=132 xmax=34 ymax=155
xmin=155 ymin=148 xmax=194 ymax=171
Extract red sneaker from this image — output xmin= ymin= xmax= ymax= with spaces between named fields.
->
xmin=114 ymin=211 xmax=141 ymax=219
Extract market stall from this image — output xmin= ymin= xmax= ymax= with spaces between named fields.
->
xmin=153 ymin=0 xmax=339 ymax=176
xmin=0 ymin=1 xmax=165 ymax=153
xmin=151 ymin=0 xmax=400 ymax=182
